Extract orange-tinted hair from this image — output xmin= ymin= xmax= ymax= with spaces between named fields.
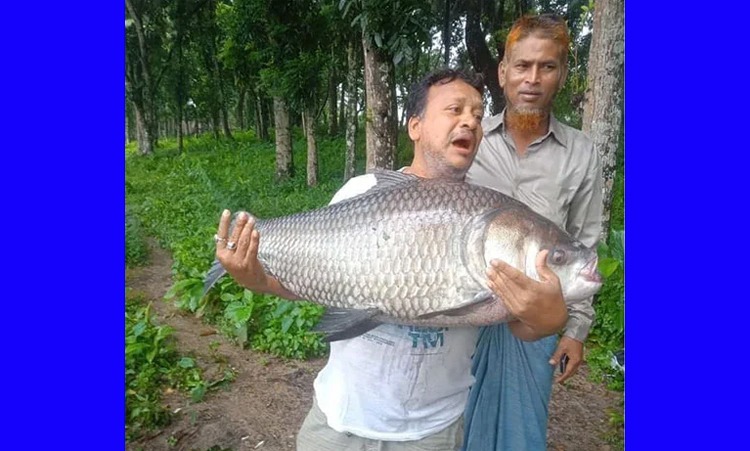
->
xmin=504 ymin=13 xmax=570 ymax=63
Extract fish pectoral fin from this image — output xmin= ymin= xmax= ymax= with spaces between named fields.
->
xmin=415 ymin=291 xmax=495 ymax=319
xmin=312 ymin=307 xmax=382 ymax=342
xmin=201 ymin=259 xmax=227 ymax=298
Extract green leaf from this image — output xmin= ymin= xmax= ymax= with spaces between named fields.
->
xmin=164 ymin=279 xmax=196 ymax=300
xmin=237 ymin=322 xmax=248 ymax=346
xmin=125 ymin=343 xmax=145 ymax=356
xmin=281 ymin=317 xmax=294 ymax=334
xmin=155 ymin=325 xmax=174 ymax=342
xmin=178 ymin=357 xmax=195 ymax=368
xmin=191 ymin=384 xmax=206 ymax=403
xmin=132 ymin=321 xmax=147 ymax=337
xmin=225 ymin=302 xmax=253 ymax=325
xmin=609 ymin=229 xmax=625 ymax=261
xmin=221 ymin=292 xmax=240 ymax=302
xmin=598 ymin=257 xmax=621 ymax=278
xmin=146 ymin=347 xmax=158 ymax=364
xmin=273 ymin=301 xmax=293 ymax=317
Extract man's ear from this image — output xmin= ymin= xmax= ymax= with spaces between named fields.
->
xmin=408 ymin=115 xmax=421 ymax=141
xmin=498 ymin=61 xmax=507 ymax=88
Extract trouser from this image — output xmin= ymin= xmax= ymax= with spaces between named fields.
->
xmin=297 ymin=397 xmax=464 ymax=451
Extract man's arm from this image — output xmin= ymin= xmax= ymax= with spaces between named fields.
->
xmin=547 ymin=143 xmax=604 ymax=382
xmin=561 ymin=144 xmax=604 ymax=342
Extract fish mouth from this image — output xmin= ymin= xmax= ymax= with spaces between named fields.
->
xmin=579 ymin=255 xmax=603 ymax=284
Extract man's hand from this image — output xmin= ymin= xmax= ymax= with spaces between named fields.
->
xmin=215 ymin=210 xmax=299 ymax=300
xmin=549 ymin=336 xmax=584 ymax=383
xmin=486 ymin=249 xmax=568 ymax=340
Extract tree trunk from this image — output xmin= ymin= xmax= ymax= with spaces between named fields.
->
xmin=582 ymin=0 xmax=624 ymax=242
xmin=254 ymin=94 xmax=262 ymax=138
xmin=211 ymin=108 xmax=220 ymax=140
xmin=212 ymin=54 xmax=233 ymax=140
xmin=443 ymin=0 xmax=451 ymax=66
xmin=133 ymin=101 xmax=153 ymax=155
xmin=328 ymin=71 xmax=338 ymax=136
xmin=344 ymin=42 xmax=358 ymax=182
xmin=125 ymin=0 xmax=157 ymax=155
xmin=465 ymin=0 xmax=503 ymax=115
xmin=362 ymin=34 xmax=397 ymax=171
xmin=237 ymin=85 xmax=246 ymax=131
xmin=256 ymin=94 xmax=269 ymax=141
xmin=515 ymin=0 xmax=530 ymax=18
xmin=273 ymin=97 xmax=293 ymax=180
xmin=303 ymin=107 xmax=318 ymax=187
xmin=338 ymin=77 xmax=346 ymax=135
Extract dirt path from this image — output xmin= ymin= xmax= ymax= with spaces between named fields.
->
xmin=126 ymin=239 xmax=623 ymax=451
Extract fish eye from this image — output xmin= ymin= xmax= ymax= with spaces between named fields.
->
xmin=551 ymin=249 xmax=566 ymax=264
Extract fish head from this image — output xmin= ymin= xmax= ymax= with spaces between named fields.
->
xmin=543 ymin=240 xmax=603 ymax=302
xmin=481 ymin=205 xmax=603 ymax=303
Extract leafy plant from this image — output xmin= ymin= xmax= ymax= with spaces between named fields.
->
xmin=125 ymin=293 xmax=205 ymax=441
xmin=251 ymin=298 xmax=327 ymax=359
xmin=126 ymin=131 xmax=342 ymax=361
xmin=587 ymin=229 xmax=624 ymax=391
xmin=126 ymin=209 xmax=149 ymax=267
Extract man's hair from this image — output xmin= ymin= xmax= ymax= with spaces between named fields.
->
xmin=405 ymin=68 xmax=484 ymax=121
xmin=503 ymin=13 xmax=571 ymax=63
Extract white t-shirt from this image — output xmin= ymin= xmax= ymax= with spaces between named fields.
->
xmin=313 ymin=173 xmax=480 ymax=441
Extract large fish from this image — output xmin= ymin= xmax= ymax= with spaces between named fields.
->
xmin=203 ymin=170 xmax=603 ymax=341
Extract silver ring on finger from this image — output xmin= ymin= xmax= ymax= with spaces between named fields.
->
xmin=226 ymin=241 xmax=237 ymax=250
xmin=214 ymin=234 xmax=227 ymax=244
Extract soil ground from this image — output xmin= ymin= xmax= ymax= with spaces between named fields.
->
xmin=126 ymin=238 xmax=623 ymax=451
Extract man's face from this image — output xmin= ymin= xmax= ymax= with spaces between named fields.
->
xmin=499 ymin=34 xmax=567 ymax=115
xmin=408 ymin=79 xmax=484 ymax=179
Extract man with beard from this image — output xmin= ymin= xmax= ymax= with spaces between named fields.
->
xmin=213 ymin=67 xmax=569 ymax=450
xmin=461 ymin=13 xmax=604 ymax=451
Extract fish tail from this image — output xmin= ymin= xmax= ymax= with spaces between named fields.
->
xmin=202 ymin=259 xmax=227 ymax=298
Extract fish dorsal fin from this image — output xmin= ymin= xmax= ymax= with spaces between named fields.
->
xmin=367 ymin=168 xmax=422 ymax=190
xmin=327 ymin=169 xmax=421 ymax=207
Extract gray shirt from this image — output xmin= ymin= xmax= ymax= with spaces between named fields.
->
xmin=466 ymin=109 xmax=603 ymax=342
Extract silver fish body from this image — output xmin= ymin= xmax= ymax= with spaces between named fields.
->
xmin=204 ymin=170 xmax=603 ymax=341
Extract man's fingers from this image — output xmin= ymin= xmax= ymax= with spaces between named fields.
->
xmin=228 ymin=212 xmax=248 ymax=247
xmin=555 ymin=359 xmax=579 ymax=384
xmin=486 ymin=264 xmax=520 ymax=312
xmin=216 ymin=209 xmax=231 ymax=249
xmin=235 ymin=217 xmax=255 ymax=256
xmin=548 ymin=344 xmax=565 ymax=366
xmin=244 ymin=228 xmax=261 ymax=266
xmin=492 ymin=258 xmax=532 ymax=289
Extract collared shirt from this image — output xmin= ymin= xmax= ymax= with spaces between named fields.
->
xmin=466 ymin=109 xmax=603 ymax=342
